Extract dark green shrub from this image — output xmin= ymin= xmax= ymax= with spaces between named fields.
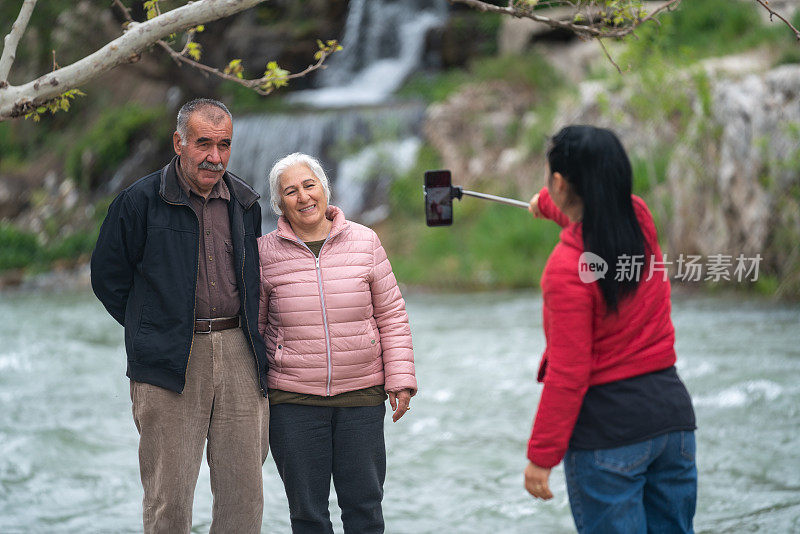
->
xmin=0 ymin=223 xmax=40 ymax=271
xmin=65 ymin=104 xmax=165 ymax=189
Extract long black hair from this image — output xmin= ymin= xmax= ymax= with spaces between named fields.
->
xmin=547 ymin=125 xmax=646 ymax=312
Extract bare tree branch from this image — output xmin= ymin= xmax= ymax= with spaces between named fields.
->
xmin=596 ymin=37 xmax=623 ymax=74
xmin=754 ymin=0 xmax=800 ymax=41
xmin=0 ymin=0 xmax=267 ymax=121
xmin=0 ymin=0 xmax=38 ymax=85
xmin=112 ymin=0 xmax=338 ymax=98
xmin=155 ymin=40 xmax=337 ymax=96
xmin=449 ymin=0 xmax=682 ymax=39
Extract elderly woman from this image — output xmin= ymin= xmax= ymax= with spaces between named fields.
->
xmin=257 ymin=152 xmax=416 ymax=534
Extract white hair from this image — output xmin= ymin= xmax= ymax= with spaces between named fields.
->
xmin=268 ymin=153 xmax=331 ymax=216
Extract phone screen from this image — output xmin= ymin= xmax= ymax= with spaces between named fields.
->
xmin=424 ymin=170 xmax=453 ymax=227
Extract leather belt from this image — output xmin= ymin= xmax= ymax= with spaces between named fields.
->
xmin=194 ymin=316 xmax=240 ymax=334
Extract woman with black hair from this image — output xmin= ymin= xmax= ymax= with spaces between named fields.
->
xmin=524 ymin=125 xmax=697 ymax=533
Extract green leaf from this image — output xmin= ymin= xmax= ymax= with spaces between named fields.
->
xmin=186 ymin=42 xmax=202 ymax=61
xmin=224 ymin=59 xmax=244 ymax=79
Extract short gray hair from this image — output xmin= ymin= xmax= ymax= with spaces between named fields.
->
xmin=268 ymin=153 xmax=331 ymax=216
xmin=176 ymin=98 xmax=233 ymax=146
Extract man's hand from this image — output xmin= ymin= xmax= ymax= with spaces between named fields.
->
xmin=524 ymin=461 xmax=553 ymax=500
xmin=528 ymin=192 xmax=542 ymax=218
xmin=388 ymin=389 xmax=412 ymax=422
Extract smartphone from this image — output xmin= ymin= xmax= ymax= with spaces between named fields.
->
xmin=424 ymin=170 xmax=454 ymax=227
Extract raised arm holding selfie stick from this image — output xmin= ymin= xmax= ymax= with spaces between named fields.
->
xmin=424 ymin=125 xmax=698 ymax=534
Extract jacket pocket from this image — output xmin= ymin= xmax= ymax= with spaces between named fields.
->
xmin=271 ymin=329 xmax=285 ymax=369
xmin=224 ymin=239 xmax=238 ymax=286
xmin=368 ymin=319 xmax=382 ymax=357
xmin=132 ymin=305 xmax=156 ymax=360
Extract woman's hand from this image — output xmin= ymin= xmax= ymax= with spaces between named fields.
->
xmin=529 ymin=193 xmax=542 ymax=218
xmin=524 ymin=461 xmax=553 ymax=500
xmin=388 ymin=389 xmax=412 ymax=422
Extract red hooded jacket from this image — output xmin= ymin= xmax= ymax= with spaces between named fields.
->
xmin=528 ymin=188 xmax=677 ymax=468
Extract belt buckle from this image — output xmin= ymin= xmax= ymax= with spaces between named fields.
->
xmin=196 ymin=320 xmax=212 ymax=334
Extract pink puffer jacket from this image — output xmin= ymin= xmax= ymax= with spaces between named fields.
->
xmin=257 ymin=205 xmax=416 ymax=396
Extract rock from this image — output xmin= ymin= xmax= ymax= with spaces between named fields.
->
xmin=665 ymin=64 xmax=800 ymax=291
xmin=424 ymin=81 xmax=536 ymax=187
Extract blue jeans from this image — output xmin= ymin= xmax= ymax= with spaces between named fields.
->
xmin=269 ymin=403 xmax=386 ymax=534
xmin=564 ymin=431 xmax=697 ymax=534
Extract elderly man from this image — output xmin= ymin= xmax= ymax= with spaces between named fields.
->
xmin=91 ymin=98 xmax=268 ymax=533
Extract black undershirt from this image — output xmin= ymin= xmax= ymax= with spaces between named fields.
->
xmin=569 ymin=366 xmax=696 ymax=450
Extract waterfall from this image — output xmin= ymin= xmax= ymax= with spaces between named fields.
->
xmin=226 ymin=0 xmax=449 ymax=230
xmin=227 ymin=105 xmax=426 ymax=227
xmin=291 ymin=0 xmax=448 ymax=108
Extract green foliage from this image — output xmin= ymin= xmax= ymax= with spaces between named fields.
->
xmin=224 ymin=59 xmax=245 ymax=79
xmin=185 ymin=41 xmax=202 ymax=61
xmin=24 ymin=89 xmax=87 ymax=122
xmin=396 ymin=70 xmax=471 ymax=103
xmin=42 ymin=229 xmax=99 ymax=264
xmin=0 ymin=122 xmax=23 ymax=169
xmin=522 ymin=101 xmax=560 ymax=155
xmin=471 ymin=53 xmax=558 ymax=91
xmin=0 ymin=224 xmax=40 ymax=271
xmin=261 ymin=61 xmax=290 ymax=92
xmin=626 ymin=62 xmax=712 ymax=135
xmin=399 ymin=51 xmax=561 ymax=103
xmin=143 ymin=0 xmax=161 ymax=20
xmin=775 ymin=46 xmax=800 ymax=67
xmin=0 ymin=195 xmax=113 ymax=273
xmin=314 ymin=39 xmax=343 ymax=61
xmin=64 ymin=104 xmax=165 ymax=189
xmin=621 ymin=0 xmax=784 ymax=68
xmin=630 ymin=149 xmax=670 ymax=197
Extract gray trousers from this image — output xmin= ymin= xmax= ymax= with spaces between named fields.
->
xmin=269 ymin=403 xmax=386 ymax=534
xmin=130 ymin=327 xmax=269 ymax=534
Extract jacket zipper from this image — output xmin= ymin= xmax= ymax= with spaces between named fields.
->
xmin=159 ymin=196 xmax=199 ymax=393
xmin=279 ymin=234 xmax=334 ymax=395
xmin=240 ymin=229 xmax=265 ymax=396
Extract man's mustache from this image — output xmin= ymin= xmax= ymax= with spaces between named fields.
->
xmin=199 ymin=161 xmax=225 ymax=171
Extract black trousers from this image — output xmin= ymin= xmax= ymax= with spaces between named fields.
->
xmin=269 ymin=403 xmax=386 ymax=534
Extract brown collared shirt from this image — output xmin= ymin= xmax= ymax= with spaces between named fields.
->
xmin=176 ymin=162 xmax=240 ymax=319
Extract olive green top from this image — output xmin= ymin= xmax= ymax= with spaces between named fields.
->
xmin=305 ymin=238 xmax=325 ymax=257
xmin=268 ymin=239 xmax=387 ymax=407
xmin=268 ymin=385 xmax=388 ymax=407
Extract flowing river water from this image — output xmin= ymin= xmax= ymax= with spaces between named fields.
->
xmin=0 ymin=289 xmax=798 ymax=533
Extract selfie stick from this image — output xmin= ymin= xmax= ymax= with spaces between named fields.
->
xmin=452 ymin=186 xmax=529 ymax=209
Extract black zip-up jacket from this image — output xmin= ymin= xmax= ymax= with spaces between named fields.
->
xmin=91 ymin=157 xmax=268 ymax=395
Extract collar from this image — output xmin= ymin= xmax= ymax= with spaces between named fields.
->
xmin=277 ymin=205 xmax=348 ymax=242
xmin=174 ymin=157 xmax=231 ymax=201
xmin=159 ymin=155 xmax=260 ymax=209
